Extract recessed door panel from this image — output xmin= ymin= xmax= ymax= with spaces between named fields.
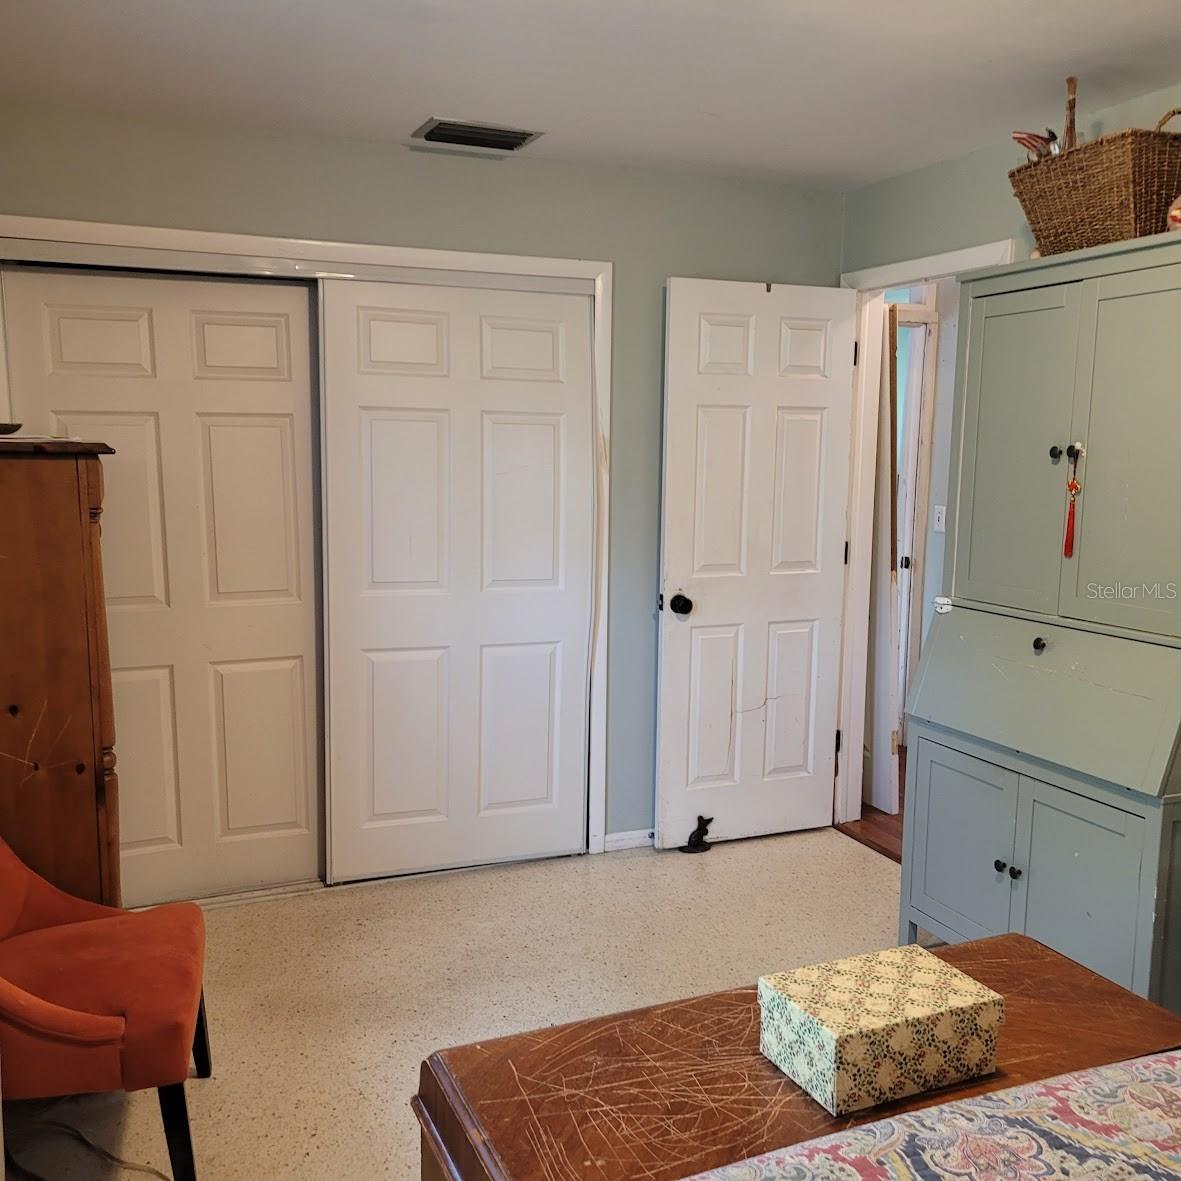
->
xmin=46 ymin=304 xmax=155 ymax=376
xmin=764 ymin=621 xmax=817 ymax=779
xmin=771 ymin=408 xmax=824 ymax=573
xmin=365 ymin=648 xmax=449 ymax=824
xmin=112 ymin=666 xmax=181 ymax=852
xmin=212 ymin=657 xmax=308 ymax=837
xmin=687 ymin=625 xmax=742 ymax=787
xmin=363 ymin=409 xmax=449 ymax=591
xmin=910 ymin=740 xmax=1018 ymax=939
xmin=479 ymin=643 xmax=560 ymax=812
xmin=200 ymin=414 xmax=299 ymax=601
xmin=1060 ymin=267 xmax=1181 ymax=635
xmin=483 ymin=412 xmax=563 ymax=588
xmin=1012 ymin=777 xmax=1144 ymax=989
xmin=54 ymin=410 xmax=169 ymax=608
xmin=692 ymin=405 xmax=750 ymax=577
xmin=359 ymin=307 xmax=449 ymax=376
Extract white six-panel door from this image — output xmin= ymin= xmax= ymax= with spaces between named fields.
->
xmin=2 ymin=268 xmax=320 ymax=904
xmin=658 ymin=278 xmax=856 ymax=847
xmin=323 ymin=281 xmax=594 ymax=880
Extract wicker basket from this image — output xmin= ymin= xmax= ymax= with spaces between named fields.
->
xmin=1010 ymin=108 xmax=1181 ymax=256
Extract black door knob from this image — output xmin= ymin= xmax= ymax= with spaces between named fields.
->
xmin=1049 ymin=445 xmax=1063 ymax=460
xmin=669 ymin=593 xmax=694 ymax=616
xmin=1032 ymin=636 xmax=1047 ymax=653
xmin=994 ymin=859 xmax=1007 ymax=873
xmin=1009 ymin=865 xmax=1023 ymax=880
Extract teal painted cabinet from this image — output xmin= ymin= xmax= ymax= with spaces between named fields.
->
xmin=905 ymin=234 xmax=1181 ymax=1012
xmin=947 ymin=237 xmax=1181 ymax=637
xmin=900 ymin=729 xmax=1166 ymax=1004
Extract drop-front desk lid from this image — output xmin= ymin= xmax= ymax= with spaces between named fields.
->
xmin=907 ymin=606 xmax=1181 ymax=797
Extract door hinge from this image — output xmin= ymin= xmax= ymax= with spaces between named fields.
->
xmin=853 ymin=340 xmax=859 ymax=366
xmin=835 ymin=729 xmax=842 ymax=755
xmin=658 ymin=593 xmax=664 ymax=611
xmin=844 ymin=540 xmax=849 ymax=564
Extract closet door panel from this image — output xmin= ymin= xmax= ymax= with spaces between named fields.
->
xmin=952 ymin=285 xmax=1081 ymax=613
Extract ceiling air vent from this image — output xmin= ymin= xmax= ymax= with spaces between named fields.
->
xmin=411 ymin=117 xmax=542 ymax=153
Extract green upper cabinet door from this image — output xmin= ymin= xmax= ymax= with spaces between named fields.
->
xmin=953 ymin=284 xmax=1082 ymax=613
xmin=1059 ymin=265 xmax=1181 ymax=635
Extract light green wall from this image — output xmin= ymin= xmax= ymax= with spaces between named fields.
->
xmin=0 ymin=104 xmax=844 ymax=835
xmin=843 ymin=79 xmax=1181 ymax=272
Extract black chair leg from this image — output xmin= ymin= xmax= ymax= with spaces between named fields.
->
xmin=193 ymin=992 xmax=212 ymax=1079
xmin=158 ymin=1082 xmax=197 ymax=1181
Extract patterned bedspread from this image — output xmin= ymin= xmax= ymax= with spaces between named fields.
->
xmin=686 ymin=1050 xmax=1181 ymax=1180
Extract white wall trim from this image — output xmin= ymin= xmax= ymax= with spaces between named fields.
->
xmin=835 ymin=292 xmax=885 ymax=825
xmin=604 ymin=829 xmax=654 ymax=852
xmin=0 ymin=214 xmax=613 ymax=859
xmin=834 ymin=238 xmax=1014 ymax=825
xmin=839 ymin=240 xmax=1015 ymax=293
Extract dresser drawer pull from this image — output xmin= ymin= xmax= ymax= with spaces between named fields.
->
xmin=1032 ymin=636 xmax=1047 ymax=653
xmin=1009 ymin=865 xmax=1023 ymax=880
xmin=994 ymin=859 xmax=1007 ymax=873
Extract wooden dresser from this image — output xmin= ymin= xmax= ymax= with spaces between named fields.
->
xmin=0 ymin=438 xmax=120 ymax=905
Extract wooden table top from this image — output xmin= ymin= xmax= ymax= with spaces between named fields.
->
xmin=413 ymin=935 xmax=1181 ymax=1181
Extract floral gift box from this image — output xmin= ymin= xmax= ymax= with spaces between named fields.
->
xmin=757 ymin=944 xmax=1004 ymax=1116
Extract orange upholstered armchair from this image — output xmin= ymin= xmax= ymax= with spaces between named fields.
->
xmin=0 ymin=837 xmax=210 ymax=1180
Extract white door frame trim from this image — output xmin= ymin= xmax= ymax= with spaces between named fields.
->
xmin=0 ymin=215 xmax=614 ymax=857
xmin=834 ymin=239 xmax=1013 ymax=824
xmin=839 ymin=240 xmax=1017 ymax=296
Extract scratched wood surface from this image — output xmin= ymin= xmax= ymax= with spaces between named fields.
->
xmin=414 ymin=934 xmax=1181 ymax=1181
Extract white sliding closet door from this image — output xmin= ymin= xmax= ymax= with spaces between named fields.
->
xmin=3 ymin=268 xmax=320 ymax=904
xmin=323 ymin=281 xmax=594 ymax=880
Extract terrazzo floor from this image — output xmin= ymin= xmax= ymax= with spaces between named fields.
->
xmin=3 ymin=828 xmax=899 ymax=1180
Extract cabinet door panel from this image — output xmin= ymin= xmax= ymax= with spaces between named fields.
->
xmin=953 ymin=285 xmax=1080 ymax=613
xmin=1060 ymin=266 xmax=1181 ymax=635
xmin=910 ymin=740 xmax=1018 ymax=939
xmin=1012 ymin=777 xmax=1145 ymax=990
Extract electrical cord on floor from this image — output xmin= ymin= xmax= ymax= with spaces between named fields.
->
xmin=4 ymin=1120 xmax=171 ymax=1180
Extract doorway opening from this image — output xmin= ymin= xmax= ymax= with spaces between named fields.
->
xmin=835 ymin=240 xmax=1018 ymax=857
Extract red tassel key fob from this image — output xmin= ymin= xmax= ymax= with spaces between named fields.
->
xmin=1064 ymin=443 xmax=1083 ymax=558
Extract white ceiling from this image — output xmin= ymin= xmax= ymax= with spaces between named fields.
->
xmin=5 ymin=0 xmax=1181 ymax=188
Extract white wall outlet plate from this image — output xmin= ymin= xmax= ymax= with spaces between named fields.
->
xmin=933 ymin=504 xmax=946 ymax=533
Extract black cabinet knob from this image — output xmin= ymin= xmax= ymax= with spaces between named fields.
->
xmin=1032 ymin=636 xmax=1047 ymax=653
xmin=993 ymin=858 xmax=1007 ymax=873
xmin=1066 ymin=443 xmax=1080 ymax=460
xmin=1009 ymin=865 xmax=1023 ymax=880
xmin=1049 ymin=445 xmax=1063 ymax=460
xmin=669 ymin=593 xmax=694 ymax=617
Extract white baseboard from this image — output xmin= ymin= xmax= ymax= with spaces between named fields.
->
xmin=604 ymin=829 xmax=655 ymax=852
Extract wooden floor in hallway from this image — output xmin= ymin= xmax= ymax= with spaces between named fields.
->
xmin=836 ymin=747 xmax=906 ymax=863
